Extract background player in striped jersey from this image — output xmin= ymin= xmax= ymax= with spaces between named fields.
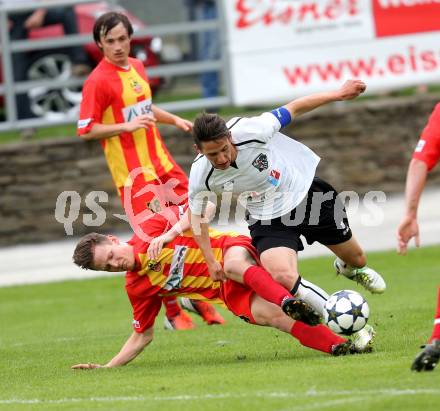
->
xmin=188 ymin=80 xmax=386 ymax=326
xmin=397 ymin=103 xmax=440 ymax=372
xmin=70 ymin=205 xmax=374 ymax=369
xmin=77 ymin=11 xmax=223 ymax=330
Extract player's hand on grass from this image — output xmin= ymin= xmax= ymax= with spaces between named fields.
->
xmin=208 ymin=260 xmax=227 ymax=282
xmin=71 ymin=363 xmax=105 ymax=370
xmin=338 ymin=80 xmax=366 ymax=100
xmin=125 ymin=114 xmax=157 ymax=132
xmin=174 ymin=117 xmax=193 ymax=132
xmin=397 ymin=215 xmax=420 ymax=255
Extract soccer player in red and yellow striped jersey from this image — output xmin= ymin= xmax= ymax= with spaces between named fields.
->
xmin=76 ymin=11 xmax=222 ymax=329
xmin=71 ymin=206 xmax=375 ymax=369
xmin=77 ymin=13 xmax=190 ymax=214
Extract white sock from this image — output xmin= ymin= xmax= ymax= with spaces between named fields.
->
xmin=295 ymin=278 xmax=330 ymax=316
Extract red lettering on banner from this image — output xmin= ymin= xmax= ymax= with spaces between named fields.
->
xmin=373 ymin=0 xmax=440 ymax=37
xmin=235 ymin=0 xmax=360 ymax=29
xmin=420 ymin=51 xmax=438 ymax=72
xmin=282 ymin=45 xmax=440 ymax=87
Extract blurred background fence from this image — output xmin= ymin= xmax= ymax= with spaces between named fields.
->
xmin=0 ymin=0 xmax=230 ymax=132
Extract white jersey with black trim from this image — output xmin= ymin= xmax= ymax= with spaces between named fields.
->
xmin=188 ymin=112 xmax=320 ymax=220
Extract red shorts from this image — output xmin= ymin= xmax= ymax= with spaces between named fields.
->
xmin=220 ymin=236 xmax=261 ymax=324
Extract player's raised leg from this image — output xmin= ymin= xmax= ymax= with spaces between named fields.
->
xmin=258 ymin=246 xmax=328 ymax=324
xmin=328 ymin=236 xmax=386 ymax=294
xmin=224 ymin=246 xmax=320 ymax=326
xmin=249 ymin=294 xmax=374 ymax=355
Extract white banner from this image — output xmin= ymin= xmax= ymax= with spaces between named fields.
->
xmin=221 ymin=0 xmax=440 ymax=106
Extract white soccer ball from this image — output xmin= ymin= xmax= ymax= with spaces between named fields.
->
xmin=323 ymin=290 xmax=369 ymax=335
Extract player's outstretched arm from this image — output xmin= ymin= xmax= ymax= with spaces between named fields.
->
xmin=148 ymin=202 xmax=216 ymax=260
xmin=283 ymin=79 xmax=366 ymax=119
xmin=397 ymin=158 xmax=428 ymax=255
xmin=71 ymin=328 xmax=153 ymax=370
xmin=151 ymin=104 xmax=193 ymax=132
xmin=190 ymin=211 xmax=226 ymax=281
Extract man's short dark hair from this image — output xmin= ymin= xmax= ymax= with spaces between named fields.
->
xmin=193 ymin=112 xmax=229 ymax=148
xmin=73 ymin=233 xmax=110 ymax=270
xmin=93 ymin=12 xmax=133 ymax=45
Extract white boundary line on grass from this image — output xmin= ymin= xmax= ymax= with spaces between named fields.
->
xmin=1 ymin=388 xmax=439 ymax=405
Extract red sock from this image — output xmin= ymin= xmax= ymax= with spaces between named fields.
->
xmin=243 ymin=266 xmax=292 ymax=306
xmin=163 ymin=296 xmax=181 ymax=318
xmin=290 ymin=321 xmax=346 ymax=354
xmin=429 ymin=287 xmax=440 ymax=343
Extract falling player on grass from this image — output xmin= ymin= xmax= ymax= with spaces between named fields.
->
xmin=71 ymin=205 xmax=374 ymax=369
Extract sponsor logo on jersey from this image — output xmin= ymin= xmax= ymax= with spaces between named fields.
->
xmin=122 ymin=99 xmax=152 ymax=122
xmin=164 ymin=246 xmax=188 ymax=290
xmin=132 ymin=319 xmax=141 ymax=329
xmin=267 ymin=169 xmax=281 ymax=186
xmin=415 ymin=139 xmax=426 ymax=152
xmin=252 ymin=153 xmax=268 ymax=172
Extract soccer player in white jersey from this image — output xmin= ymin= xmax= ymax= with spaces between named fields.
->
xmin=188 ymin=80 xmax=386 ymax=325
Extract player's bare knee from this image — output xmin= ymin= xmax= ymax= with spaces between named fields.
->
xmin=223 ymin=257 xmax=240 ymax=275
xmin=224 ymin=247 xmax=255 ymax=276
xmin=266 ymin=268 xmax=298 ymax=289
xmin=224 ymin=257 xmax=250 ymax=282
xmin=276 ymin=272 xmax=297 ymax=289
xmin=261 ymin=258 xmax=295 ymax=283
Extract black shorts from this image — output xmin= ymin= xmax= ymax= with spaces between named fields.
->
xmin=248 ymin=177 xmax=352 ymax=254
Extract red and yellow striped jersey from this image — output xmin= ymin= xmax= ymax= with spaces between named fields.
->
xmin=125 ymin=206 xmax=248 ymax=332
xmin=77 ymin=57 xmax=188 ymax=191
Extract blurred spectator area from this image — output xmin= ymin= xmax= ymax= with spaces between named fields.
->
xmin=123 ymin=0 xmax=191 ymax=63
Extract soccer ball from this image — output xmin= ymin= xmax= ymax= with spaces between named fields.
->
xmin=323 ymin=290 xmax=369 ymax=335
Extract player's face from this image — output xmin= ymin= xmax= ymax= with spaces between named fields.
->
xmin=197 ymin=135 xmax=237 ymax=170
xmin=98 ymin=22 xmax=131 ymax=67
xmin=93 ymin=236 xmax=136 ymax=272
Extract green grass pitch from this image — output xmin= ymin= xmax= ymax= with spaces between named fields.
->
xmin=0 ymin=246 xmax=439 ymax=411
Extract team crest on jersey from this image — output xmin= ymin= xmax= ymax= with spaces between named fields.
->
xmin=252 ymin=153 xmax=268 ymax=172
xmin=147 ymin=260 xmax=162 ymax=272
xmin=129 ymin=77 xmax=143 ymax=94
xmin=132 ymin=319 xmax=141 ymax=329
